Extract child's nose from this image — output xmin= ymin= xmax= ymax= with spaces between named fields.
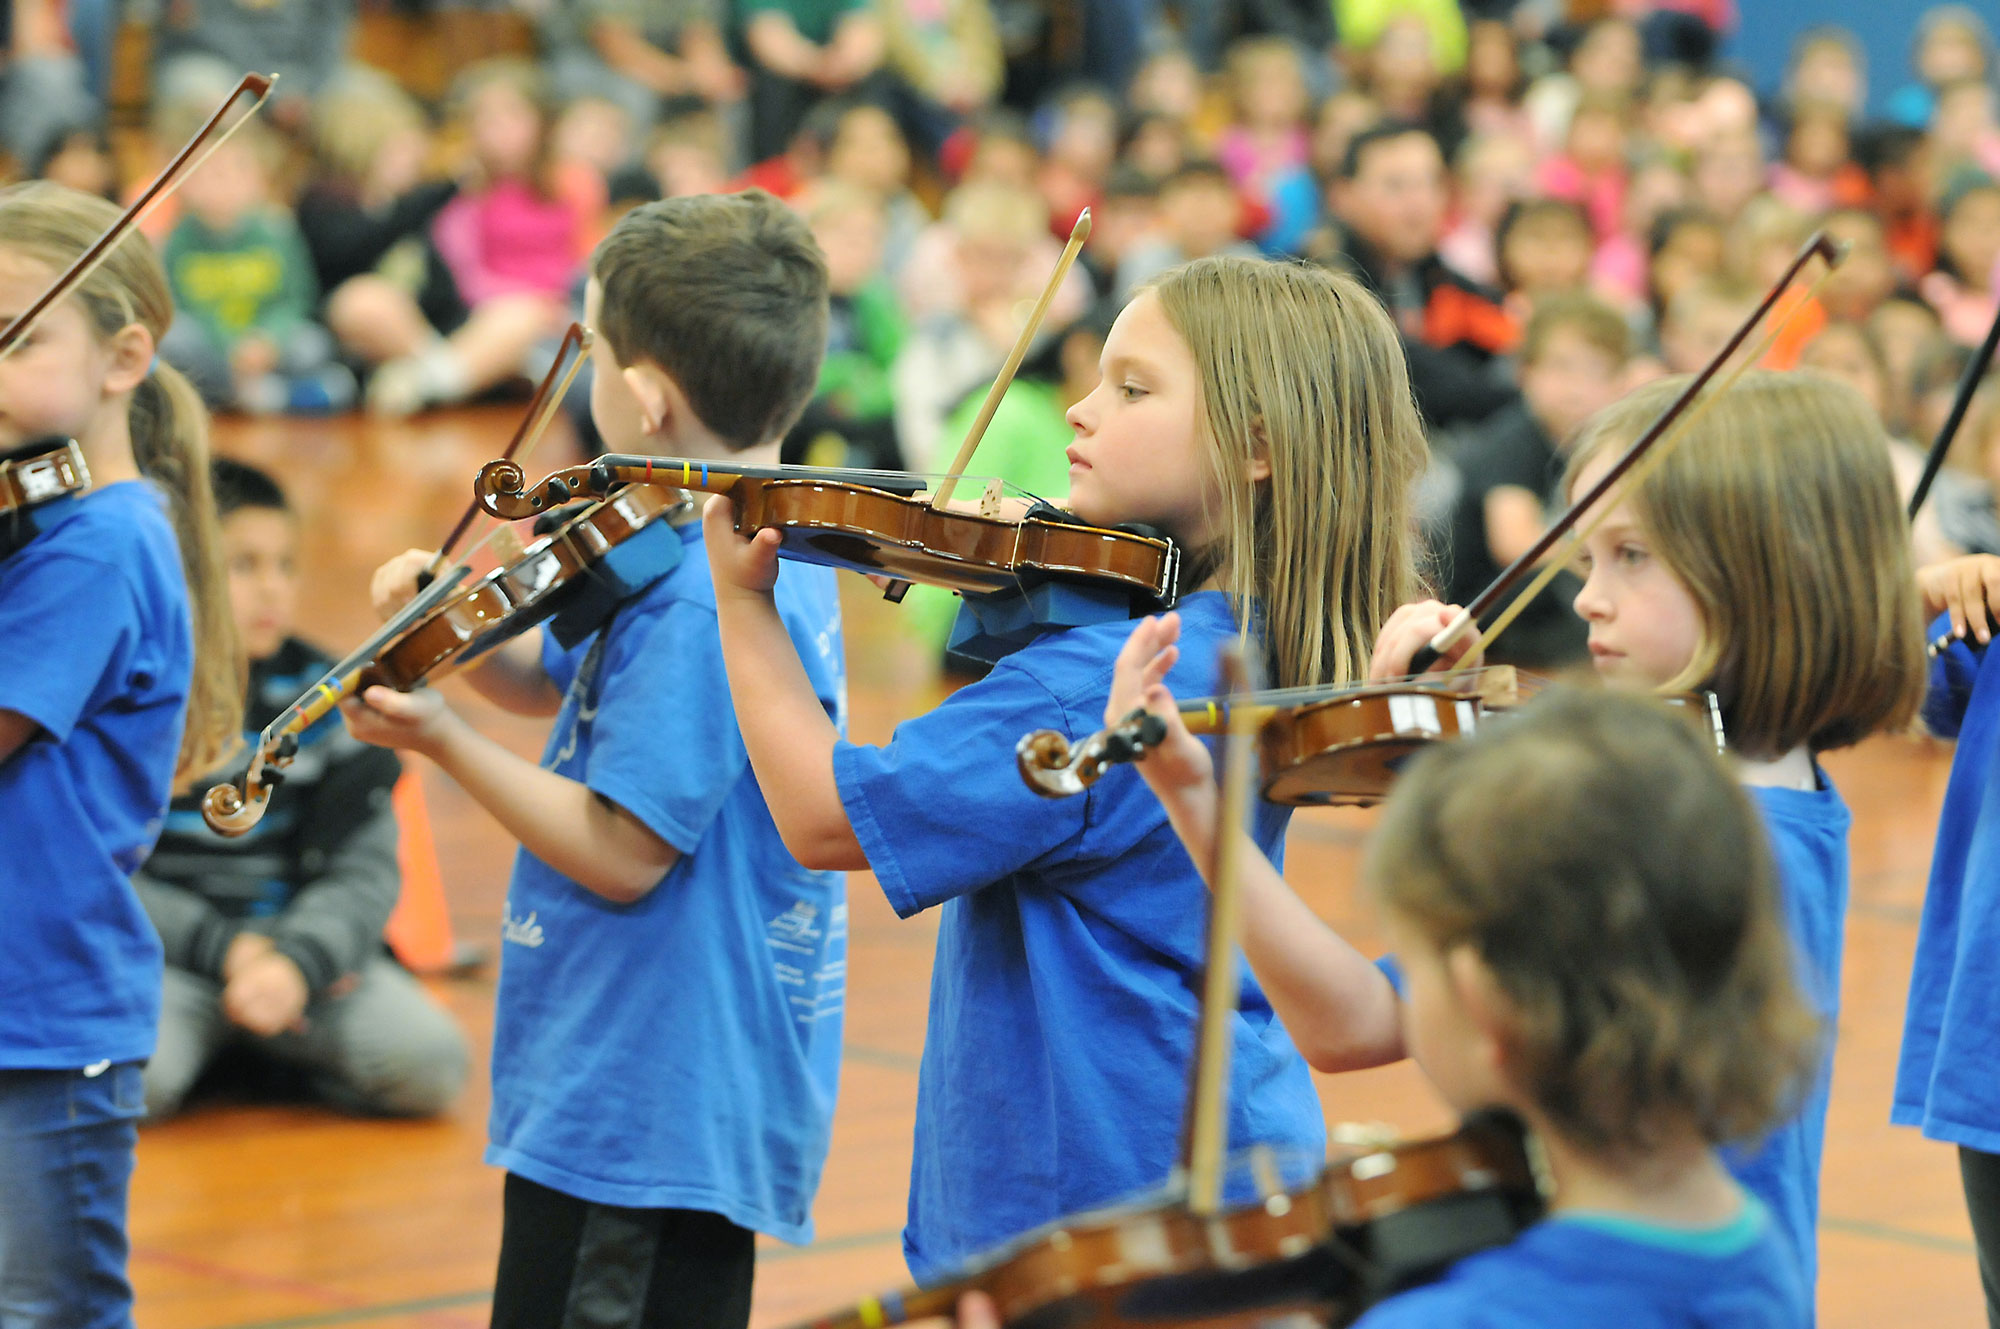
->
xmin=1065 ymin=392 xmax=1095 ymax=435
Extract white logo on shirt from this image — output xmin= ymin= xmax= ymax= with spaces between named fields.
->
xmin=769 ymin=900 xmax=846 ymax=1024
xmin=502 ymin=908 xmax=546 ymax=948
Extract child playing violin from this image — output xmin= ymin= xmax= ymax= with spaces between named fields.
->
xmin=1110 ymin=370 xmax=1925 ymax=1318
xmin=1351 ymin=688 xmax=1820 ymax=1325
xmin=0 ymin=182 xmax=242 ymax=1329
xmin=701 ymin=254 xmax=1432 ymax=1280
xmin=343 ymin=191 xmax=846 ymax=1329
xmin=1893 ymin=550 xmax=2000 ymax=1327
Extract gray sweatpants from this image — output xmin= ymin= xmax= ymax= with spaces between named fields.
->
xmin=144 ymin=956 xmax=468 ymax=1120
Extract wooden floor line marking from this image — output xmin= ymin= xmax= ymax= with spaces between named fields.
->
xmin=1822 ymin=1215 xmax=1975 ymax=1254
xmin=201 ymin=1288 xmax=490 ymax=1329
xmin=844 ymin=1043 xmax=922 ymax=1071
xmin=129 ymin=1247 xmax=481 ymax=1329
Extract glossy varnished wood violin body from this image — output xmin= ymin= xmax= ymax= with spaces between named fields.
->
xmin=787 ymin=1112 xmax=1545 ymax=1329
xmin=475 ymin=456 xmax=1182 ymax=612
xmin=200 ymin=485 xmax=686 ymax=834
xmin=1019 ymin=674 xmax=1725 ymax=806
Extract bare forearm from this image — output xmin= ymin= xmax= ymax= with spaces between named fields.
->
xmin=427 ymin=718 xmax=677 ymax=902
xmin=592 ymin=20 xmax=690 ymax=93
xmin=711 ymin=588 xmax=864 ymax=870
xmin=746 ymin=12 xmax=820 ymax=76
xmin=1153 ymin=780 xmax=1405 ymax=1072
xmin=460 ymin=629 xmax=563 ymax=716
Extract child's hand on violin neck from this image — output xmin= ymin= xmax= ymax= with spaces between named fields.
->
xmin=1919 ymin=554 xmax=2000 ymax=645
xmin=701 ymin=493 xmax=781 ymax=595
xmin=1108 ymin=613 xmax=1214 ymax=795
xmin=1371 ymin=600 xmax=1480 ymax=681
xmin=371 ymin=548 xmax=437 ymax=622
xmin=340 ymin=684 xmax=457 ymax=758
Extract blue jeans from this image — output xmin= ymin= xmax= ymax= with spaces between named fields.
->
xmin=0 ymin=1063 xmax=145 ymax=1329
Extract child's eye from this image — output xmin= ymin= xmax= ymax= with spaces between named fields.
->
xmin=1617 ymin=543 xmax=1648 ymax=566
xmin=1119 ymin=383 xmax=1146 ymax=401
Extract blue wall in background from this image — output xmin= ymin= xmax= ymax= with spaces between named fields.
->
xmin=1724 ymin=2 xmax=1938 ymax=119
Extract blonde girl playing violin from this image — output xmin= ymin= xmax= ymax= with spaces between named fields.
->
xmin=703 ymin=254 xmax=1431 ymax=1281
xmin=0 ymin=182 xmax=241 ymax=1329
xmin=1113 ymin=369 xmax=1924 ymax=1318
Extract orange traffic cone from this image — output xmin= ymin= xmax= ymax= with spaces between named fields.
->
xmin=385 ymin=770 xmax=470 ymax=974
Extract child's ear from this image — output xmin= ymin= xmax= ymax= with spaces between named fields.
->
xmin=102 ymin=323 xmax=155 ymax=396
xmin=620 ymin=364 xmax=673 ymax=437
xmin=1246 ymin=419 xmax=1272 ymax=483
xmin=1445 ymin=944 xmax=1516 ymax=1079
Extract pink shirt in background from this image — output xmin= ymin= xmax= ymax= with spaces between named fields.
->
xmin=1534 ymin=155 xmax=1626 ymax=243
xmin=432 ymin=171 xmax=596 ymax=306
xmin=1216 ymin=126 xmax=1309 ymax=193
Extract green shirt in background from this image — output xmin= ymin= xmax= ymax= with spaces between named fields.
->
xmin=737 ymin=0 xmax=865 ymax=43
xmin=904 ymin=377 xmax=1075 ymax=653
xmin=162 ymin=208 xmax=319 ymax=353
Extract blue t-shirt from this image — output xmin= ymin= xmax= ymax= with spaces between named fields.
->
xmin=831 ymin=590 xmax=1327 ymax=1283
xmin=1352 ymin=1194 xmax=1807 ymax=1328
xmin=0 ymin=482 xmax=191 ymax=1068
xmin=1723 ymin=776 xmax=1850 ymax=1305
xmin=1895 ymin=623 xmax=2000 ymax=1154
xmin=486 ymin=525 xmax=848 ymax=1242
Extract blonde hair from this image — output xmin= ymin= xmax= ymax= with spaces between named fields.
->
xmin=0 ymin=183 xmax=243 ymax=783
xmin=1564 ymin=371 xmax=1924 ymax=758
xmin=314 ymin=71 xmax=426 ymax=184
xmin=1149 ymin=257 xmax=1428 ymax=690
xmin=1371 ymin=687 xmax=1822 ymax=1156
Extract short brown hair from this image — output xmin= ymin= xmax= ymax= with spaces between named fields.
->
xmin=1564 ymin=371 xmax=1925 ymax=758
xmin=1521 ymin=292 xmax=1630 ymax=367
xmin=1370 ymin=687 xmax=1822 ymax=1156
xmin=592 ymin=191 xmax=829 ymax=449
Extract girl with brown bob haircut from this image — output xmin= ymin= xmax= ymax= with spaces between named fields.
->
xmin=1348 ymin=687 xmax=1821 ymax=1327
xmin=1555 ymin=368 xmax=1923 ymax=1306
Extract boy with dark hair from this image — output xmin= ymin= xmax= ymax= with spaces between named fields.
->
xmin=135 ymin=457 xmax=467 ymax=1120
xmin=345 ymin=189 xmax=847 ymax=1329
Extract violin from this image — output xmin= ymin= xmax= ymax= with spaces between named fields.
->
xmin=1018 ymin=674 xmax=1725 ymax=806
xmin=475 ymin=455 xmax=1181 ymax=613
xmin=200 ymin=483 xmax=688 ymax=835
xmin=785 ymin=1112 xmax=1545 ymax=1329
xmin=0 ymin=438 xmax=91 ymax=516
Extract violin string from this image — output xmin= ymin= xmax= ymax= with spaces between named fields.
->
xmin=1172 ymin=667 xmax=1513 ymax=714
xmin=1439 ymin=250 xmax=1843 ymax=683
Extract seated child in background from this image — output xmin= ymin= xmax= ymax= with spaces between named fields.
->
xmin=1113 ymin=159 xmax=1259 ymax=301
xmin=135 ymin=459 xmax=467 ymax=1121
xmin=158 ymin=121 xmax=355 ymax=414
xmin=1657 ymin=275 xmax=1757 ymax=375
xmin=1348 ymin=689 xmax=1818 ymax=1327
xmin=1494 ymin=197 xmax=1594 ymax=321
xmin=785 ymin=180 xmax=906 ymax=470
xmin=298 ymin=74 xmax=555 ymax=421
xmin=1437 ymin=294 xmax=1630 ymax=669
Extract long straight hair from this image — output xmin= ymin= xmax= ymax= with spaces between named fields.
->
xmin=1150 ymin=257 xmax=1429 ymax=690
xmin=0 ymin=183 xmax=243 ymax=783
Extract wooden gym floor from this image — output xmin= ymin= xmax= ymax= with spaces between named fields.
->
xmin=129 ymin=406 xmax=1980 ymax=1328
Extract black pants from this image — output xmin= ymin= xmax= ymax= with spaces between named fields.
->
xmin=491 ymin=1173 xmax=754 ymax=1329
xmin=1962 ymin=1147 xmax=2000 ymax=1329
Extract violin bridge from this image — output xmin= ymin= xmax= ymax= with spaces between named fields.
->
xmin=490 ymin=525 xmax=528 ymax=566
xmin=979 ymin=476 xmax=1003 ymax=518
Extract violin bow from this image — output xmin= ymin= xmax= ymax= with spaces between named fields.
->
xmin=1182 ymin=642 xmax=1257 ymax=1214
xmin=1907 ymin=301 xmax=2000 ymax=521
xmin=0 ymin=73 xmax=275 ymax=361
xmin=929 ymin=209 xmax=1091 ymax=511
xmin=419 ymin=323 xmax=593 ymax=588
xmin=1412 ymin=232 xmax=1842 ymax=677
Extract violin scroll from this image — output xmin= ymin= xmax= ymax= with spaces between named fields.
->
xmin=199 ymin=774 xmax=268 ymax=837
xmin=1016 ymin=708 xmax=1166 ymax=798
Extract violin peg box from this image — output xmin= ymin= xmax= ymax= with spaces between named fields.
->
xmin=547 ymin=519 xmax=687 ymax=649
xmin=947 ymin=581 xmax=1139 ymax=665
